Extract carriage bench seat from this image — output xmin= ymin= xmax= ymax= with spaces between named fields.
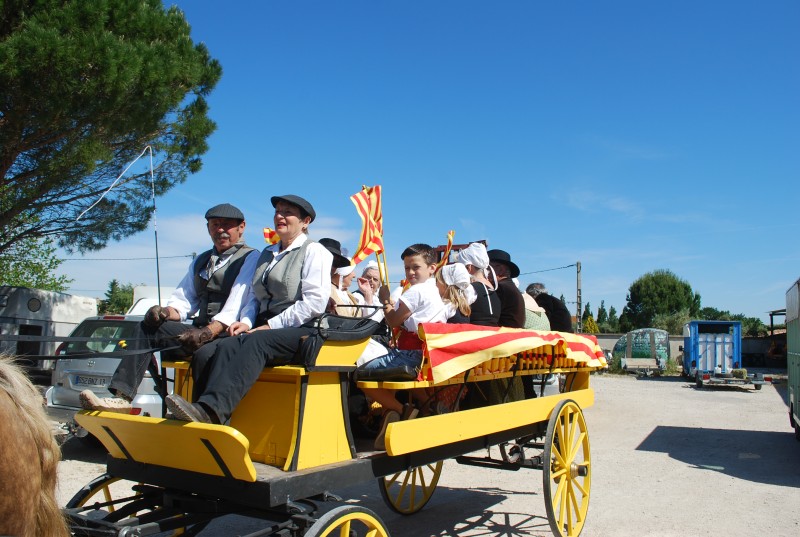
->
xmin=163 ymin=315 xmax=381 ymax=472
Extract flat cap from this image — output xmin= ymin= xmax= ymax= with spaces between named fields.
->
xmin=205 ymin=203 xmax=245 ymax=221
xmin=271 ymin=194 xmax=316 ymax=222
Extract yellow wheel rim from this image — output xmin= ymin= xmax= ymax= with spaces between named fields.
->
xmin=380 ymin=461 xmax=443 ymax=515
xmin=306 ymin=505 xmax=390 ymax=537
xmin=66 ymin=473 xmax=186 ymax=536
xmin=543 ymin=400 xmax=591 ymax=537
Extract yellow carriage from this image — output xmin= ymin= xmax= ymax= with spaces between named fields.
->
xmin=65 ymin=315 xmax=606 ymax=537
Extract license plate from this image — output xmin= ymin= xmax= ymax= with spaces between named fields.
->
xmin=74 ymin=375 xmax=108 ymax=387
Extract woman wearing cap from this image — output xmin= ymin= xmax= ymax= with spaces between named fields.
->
xmin=457 ymin=242 xmax=500 ymax=327
xmin=166 ymin=194 xmax=333 ymax=424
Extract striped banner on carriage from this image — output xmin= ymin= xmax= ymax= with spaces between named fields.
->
xmin=418 ymin=323 xmax=607 ymax=383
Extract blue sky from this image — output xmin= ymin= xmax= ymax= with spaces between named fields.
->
xmin=58 ymin=1 xmax=800 ymax=323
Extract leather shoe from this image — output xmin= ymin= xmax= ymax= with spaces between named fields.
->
xmin=166 ymin=394 xmax=213 ymax=423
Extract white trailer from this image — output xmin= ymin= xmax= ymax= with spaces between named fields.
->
xmin=0 ymin=286 xmax=98 ymax=376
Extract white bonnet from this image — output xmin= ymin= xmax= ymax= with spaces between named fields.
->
xmin=457 ymin=242 xmax=490 ymax=270
xmin=335 ymin=263 xmax=356 ymax=277
xmin=364 ymin=260 xmax=379 ymax=271
xmin=440 ymin=263 xmax=472 ymax=290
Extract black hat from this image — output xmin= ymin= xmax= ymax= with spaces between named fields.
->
xmin=319 ymin=238 xmax=351 ymax=269
xmin=487 ymin=249 xmax=520 ymax=278
xmin=205 ymin=203 xmax=244 ymax=221
xmin=271 ymin=194 xmax=316 ymax=222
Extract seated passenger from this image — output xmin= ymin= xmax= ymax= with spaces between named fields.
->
xmin=319 ymin=238 xmax=361 ymax=317
xmin=164 ymin=194 xmax=332 ymax=424
xmin=358 ymin=248 xmax=472 ymax=450
xmin=80 ymin=203 xmax=258 ymax=413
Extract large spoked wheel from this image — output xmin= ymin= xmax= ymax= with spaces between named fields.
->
xmin=379 ymin=461 xmax=443 ymax=515
xmin=66 ymin=474 xmax=190 ymax=536
xmin=66 ymin=473 xmax=138 ymax=510
xmin=305 ymin=505 xmax=391 ymax=537
xmin=543 ymin=399 xmax=591 ymax=537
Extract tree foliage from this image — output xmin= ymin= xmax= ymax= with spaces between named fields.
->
xmin=651 ymin=308 xmax=691 ymax=335
xmin=0 ymin=0 xmax=221 ymax=255
xmin=581 ymin=302 xmax=592 ymax=324
xmin=0 ymin=235 xmax=72 ymax=291
xmin=98 ymin=279 xmax=134 ymax=314
xmin=596 ymin=300 xmax=608 ymax=325
xmin=583 ymin=315 xmax=599 ymax=334
xmin=619 ymin=269 xmax=701 ymax=331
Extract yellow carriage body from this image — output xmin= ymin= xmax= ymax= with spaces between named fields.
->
xmin=75 ymin=321 xmax=606 ymax=479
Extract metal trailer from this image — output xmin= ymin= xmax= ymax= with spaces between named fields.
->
xmin=0 ymin=286 xmax=98 ymax=376
xmin=63 ymin=316 xmax=606 ymax=537
xmin=681 ymin=320 xmax=768 ymax=390
xmin=786 ymin=279 xmax=800 ymax=441
xmin=612 ymin=328 xmax=670 ymax=376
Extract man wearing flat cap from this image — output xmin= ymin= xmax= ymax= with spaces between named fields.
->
xmin=81 ymin=202 xmax=260 ymax=413
xmin=164 ymin=194 xmax=337 ymax=425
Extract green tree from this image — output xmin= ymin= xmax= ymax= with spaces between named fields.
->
xmin=582 ymin=302 xmax=592 ymax=324
xmin=583 ymin=315 xmax=600 ymax=334
xmin=619 ymin=269 xmax=701 ymax=331
xmin=0 ymin=0 xmax=221 ymax=255
xmin=98 ymin=279 xmax=134 ymax=314
xmin=651 ymin=308 xmax=691 ymax=335
xmin=0 ymin=235 xmax=72 ymax=291
xmin=596 ymin=300 xmax=608 ymax=325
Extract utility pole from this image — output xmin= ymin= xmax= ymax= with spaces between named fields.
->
xmin=576 ymin=261 xmax=582 ymax=333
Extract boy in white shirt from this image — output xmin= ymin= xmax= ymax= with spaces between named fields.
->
xmin=358 ymin=243 xmax=447 ymax=449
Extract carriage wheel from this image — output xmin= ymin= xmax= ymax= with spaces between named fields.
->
xmin=379 ymin=461 xmax=443 ymax=515
xmin=66 ymin=473 xmax=137 ymax=510
xmin=543 ymin=399 xmax=591 ymax=537
xmin=66 ymin=473 xmax=189 ymax=535
xmin=304 ymin=505 xmax=390 ymax=537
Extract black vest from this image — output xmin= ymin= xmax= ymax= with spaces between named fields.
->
xmin=192 ymin=244 xmax=254 ymax=326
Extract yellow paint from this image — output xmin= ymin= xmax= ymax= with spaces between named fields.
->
xmin=385 ymin=389 xmax=594 ymax=456
xmin=74 ymin=411 xmax=257 ymax=482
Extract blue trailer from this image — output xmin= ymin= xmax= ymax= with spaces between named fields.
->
xmin=682 ymin=320 xmax=768 ymax=390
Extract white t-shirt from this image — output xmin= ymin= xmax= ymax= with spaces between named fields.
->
xmin=398 ymin=279 xmax=447 ymax=333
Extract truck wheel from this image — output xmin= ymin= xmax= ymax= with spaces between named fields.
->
xmin=695 ymin=373 xmax=703 ymax=389
xmin=754 ymin=383 xmax=762 ymax=391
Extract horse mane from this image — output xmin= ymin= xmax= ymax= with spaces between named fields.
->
xmin=0 ymin=354 xmax=69 ymax=537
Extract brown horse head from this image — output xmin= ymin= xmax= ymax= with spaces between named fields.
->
xmin=0 ymin=354 xmax=68 ymax=537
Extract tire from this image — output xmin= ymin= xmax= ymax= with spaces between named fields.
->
xmin=543 ymin=399 xmax=591 ymax=537
xmin=754 ymin=383 xmax=762 ymax=391
xmin=304 ymin=505 xmax=391 ymax=537
xmin=695 ymin=373 xmax=703 ymax=389
xmin=379 ymin=461 xmax=443 ymax=515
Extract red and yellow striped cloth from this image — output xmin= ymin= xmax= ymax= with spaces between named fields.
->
xmin=418 ymin=323 xmax=607 ymax=383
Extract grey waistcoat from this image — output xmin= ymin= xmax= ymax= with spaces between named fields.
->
xmin=251 ymin=240 xmax=312 ymax=321
xmin=192 ymin=244 xmax=255 ymax=326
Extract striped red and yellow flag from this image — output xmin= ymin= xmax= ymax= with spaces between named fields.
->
xmin=262 ymin=227 xmax=280 ymax=245
xmin=435 ymin=230 xmax=456 ymax=271
xmin=418 ymin=323 xmax=607 ymax=383
xmin=350 ymin=185 xmax=384 ymax=263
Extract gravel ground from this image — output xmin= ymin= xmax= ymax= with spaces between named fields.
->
xmin=55 ymin=372 xmax=800 ymax=536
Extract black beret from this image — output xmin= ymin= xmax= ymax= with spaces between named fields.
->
xmin=205 ymin=203 xmax=245 ymax=221
xmin=271 ymin=195 xmax=316 ymax=223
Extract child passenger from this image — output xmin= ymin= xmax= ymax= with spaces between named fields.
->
xmin=359 ymin=243 xmax=473 ymax=449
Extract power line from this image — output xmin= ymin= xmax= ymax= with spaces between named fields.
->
xmin=519 ymin=263 xmax=577 ymax=276
xmin=59 ymin=254 xmax=195 ymax=262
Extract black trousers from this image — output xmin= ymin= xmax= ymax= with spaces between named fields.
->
xmin=109 ymin=321 xmax=225 ymax=401
xmin=197 ymin=326 xmax=315 ymax=423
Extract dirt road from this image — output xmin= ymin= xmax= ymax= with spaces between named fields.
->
xmin=56 ymin=373 xmax=800 ymax=536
